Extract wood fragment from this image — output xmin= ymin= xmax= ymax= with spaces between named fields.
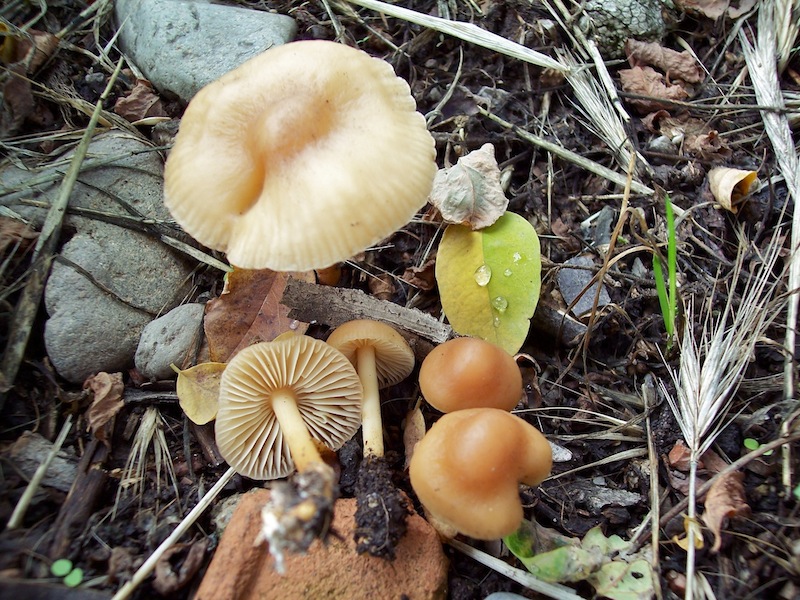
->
xmin=281 ymin=279 xmax=452 ymax=344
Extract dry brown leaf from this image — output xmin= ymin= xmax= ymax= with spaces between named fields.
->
xmin=153 ymin=539 xmax=208 ymax=595
xmin=84 ymin=372 xmax=125 ymax=446
xmin=175 ymin=362 xmax=227 ymax=425
xmin=708 ymin=167 xmax=758 ymax=212
xmin=675 ymin=0 xmax=757 ymax=20
xmin=667 ymin=440 xmax=693 ymax=471
xmin=204 ymin=269 xmax=313 ymax=362
xmin=0 ymin=217 xmax=38 ymax=257
xmin=114 ymin=79 xmax=167 ymax=122
xmin=653 ymin=115 xmax=731 ymax=159
xmin=368 ymin=273 xmax=396 ymax=301
xmin=428 ymin=143 xmax=508 ymax=230
xmin=402 ymin=257 xmax=437 ymax=291
xmin=619 ymin=66 xmax=689 ymax=113
xmin=625 ymin=40 xmax=705 ymax=83
xmin=702 ymin=470 xmax=751 ymax=552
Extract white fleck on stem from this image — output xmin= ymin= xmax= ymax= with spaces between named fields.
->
xmin=271 ymin=389 xmax=324 ymax=472
xmin=357 ymin=345 xmax=383 ymax=458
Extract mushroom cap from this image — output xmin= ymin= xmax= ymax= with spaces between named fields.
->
xmin=215 ymin=335 xmax=363 ymax=480
xmin=326 ymin=319 xmax=415 ymax=388
xmin=164 ymin=40 xmax=437 ymax=271
xmin=419 ymin=337 xmax=522 ymax=413
xmin=409 ymin=408 xmax=552 ymax=540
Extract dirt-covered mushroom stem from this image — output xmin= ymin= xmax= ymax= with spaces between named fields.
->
xmin=326 ymin=319 xmax=416 ymax=558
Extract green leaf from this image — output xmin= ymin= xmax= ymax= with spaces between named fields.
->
xmin=588 ymin=559 xmax=654 ymax=600
xmin=63 ymin=567 xmax=84 ymax=588
xmin=743 ymin=438 xmax=760 ymax=451
xmin=51 ymin=559 xmax=73 ymax=577
xmin=436 ymin=211 xmax=541 ymax=354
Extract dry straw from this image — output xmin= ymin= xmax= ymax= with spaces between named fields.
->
xmin=660 ymin=233 xmax=786 ymax=600
xmin=740 ymin=0 xmax=800 ymax=496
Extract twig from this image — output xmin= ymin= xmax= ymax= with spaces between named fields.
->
xmin=6 ymin=415 xmax=74 ymax=530
xmin=479 ymin=109 xmax=654 ymax=196
xmin=111 ymin=466 xmax=237 ymax=600
xmin=0 ymin=58 xmax=125 ymax=402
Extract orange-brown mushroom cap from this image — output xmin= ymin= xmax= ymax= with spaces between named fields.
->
xmin=419 ymin=337 xmax=522 ymax=413
xmin=215 ymin=335 xmax=363 ymax=480
xmin=409 ymin=408 xmax=552 ymax=540
xmin=164 ymin=40 xmax=437 ymax=271
xmin=326 ymin=319 xmax=415 ymax=388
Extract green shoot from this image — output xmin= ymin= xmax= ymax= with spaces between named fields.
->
xmin=51 ymin=558 xmax=84 ymax=587
xmin=653 ymin=196 xmax=678 ymax=344
xmin=744 ymin=437 xmax=774 ymax=456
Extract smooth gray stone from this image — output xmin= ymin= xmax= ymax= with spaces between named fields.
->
xmin=115 ymin=0 xmax=297 ymax=102
xmin=135 ymin=302 xmax=205 ymax=380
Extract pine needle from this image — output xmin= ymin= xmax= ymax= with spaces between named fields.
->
xmin=660 ymin=233 xmax=786 ymax=600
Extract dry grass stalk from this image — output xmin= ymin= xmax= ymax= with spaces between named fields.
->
xmin=112 ymin=406 xmax=181 ymax=520
xmin=555 ymin=48 xmax=650 ymax=179
xmin=740 ymin=0 xmax=800 ymax=496
xmin=660 ymin=234 xmax=786 ymax=600
xmin=342 ymin=0 xmax=569 ymax=72
xmin=774 ymin=0 xmax=800 ymax=73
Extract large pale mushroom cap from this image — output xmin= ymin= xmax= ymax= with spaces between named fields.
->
xmin=215 ymin=335 xmax=363 ymax=480
xmin=164 ymin=40 xmax=437 ymax=271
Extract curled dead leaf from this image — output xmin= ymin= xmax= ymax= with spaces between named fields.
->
xmin=153 ymin=538 xmax=208 ymax=595
xmin=84 ymin=372 xmax=125 ymax=446
xmin=708 ymin=167 xmax=758 ymax=213
xmin=625 ymin=40 xmax=705 ymax=84
xmin=175 ymin=362 xmax=227 ymax=425
xmin=619 ymin=66 xmax=689 ymax=113
xmin=428 ymin=143 xmax=508 ymax=230
xmin=702 ymin=470 xmax=750 ymax=552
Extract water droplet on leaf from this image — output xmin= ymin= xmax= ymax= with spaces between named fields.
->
xmin=474 ymin=264 xmax=492 ymax=286
xmin=504 ymin=268 xmax=513 ymax=277
xmin=512 ymin=252 xmax=522 ymax=263
xmin=492 ymin=296 xmax=508 ymax=313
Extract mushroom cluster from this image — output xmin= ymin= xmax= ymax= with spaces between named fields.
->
xmin=163 ymin=40 xmax=437 ymax=272
xmin=410 ymin=335 xmax=551 ymax=540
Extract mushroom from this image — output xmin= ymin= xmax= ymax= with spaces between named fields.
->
xmin=419 ymin=336 xmax=522 ymax=413
xmin=163 ymin=40 xmax=437 ymax=272
xmin=325 ymin=319 xmax=415 ymax=558
xmin=215 ymin=334 xmax=363 ymax=568
xmin=409 ymin=408 xmax=552 ymax=540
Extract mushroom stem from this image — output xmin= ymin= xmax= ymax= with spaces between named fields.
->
xmin=356 ymin=346 xmax=383 ymax=457
xmin=271 ymin=389 xmax=324 ymax=472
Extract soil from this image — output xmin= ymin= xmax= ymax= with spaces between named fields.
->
xmin=2 ymin=0 xmax=800 ymax=599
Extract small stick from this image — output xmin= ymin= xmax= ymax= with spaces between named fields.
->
xmin=6 ymin=415 xmax=73 ymax=529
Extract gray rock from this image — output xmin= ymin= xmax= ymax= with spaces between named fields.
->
xmin=0 ymin=132 xmax=167 ymax=234
xmin=115 ymin=0 xmax=297 ymax=102
xmin=5 ymin=132 xmax=197 ymax=383
xmin=7 ymin=431 xmax=78 ymax=493
xmin=135 ymin=302 xmax=205 ymax=380
xmin=44 ymin=229 xmax=192 ymax=382
xmin=556 ymin=254 xmax=611 ymax=318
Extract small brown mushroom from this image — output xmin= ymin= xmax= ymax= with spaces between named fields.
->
xmin=326 ymin=319 xmax=415 ymax=458
xmin=215 ymin=335 xmax=363 ymax=568
xmin=164 ymin=40 xmax=437 ymax=271
xmin=409 ymin=408 xmax=552 ymax=540
xmin=418 ymin=336 xmax=522 ymax=413
xmin=326 ymin=319 xmax=415 ymax=558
